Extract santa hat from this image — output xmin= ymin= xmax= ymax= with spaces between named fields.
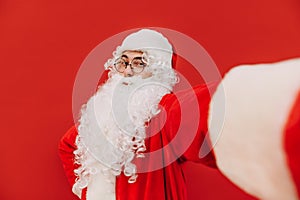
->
xmin=209 ymin=58 xmax=300 ymax=199
xmin=116 ymin=29 xmax=173 ymax=69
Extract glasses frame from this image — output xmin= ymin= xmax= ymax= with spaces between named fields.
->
xmin=113 ymin=56 xmax=148 ymax=74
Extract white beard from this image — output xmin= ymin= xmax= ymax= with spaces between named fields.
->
xmin=72 ymin=73 xmax=175 ymax=199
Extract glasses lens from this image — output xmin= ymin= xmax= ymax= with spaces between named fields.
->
xmin=114 ymin=59 xmax=126 ymax=72
xmin=131 ymin=58 xmax=146 ymax=73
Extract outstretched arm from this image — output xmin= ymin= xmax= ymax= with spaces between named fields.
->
xmin=161 ymin=82 xmax=219 ymax=167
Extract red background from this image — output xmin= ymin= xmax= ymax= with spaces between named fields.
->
xmin=1 ymin=0 xmax=300 ymax=199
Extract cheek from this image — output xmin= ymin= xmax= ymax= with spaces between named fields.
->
xmin=141 ymin=71 xmax=153 ymax=79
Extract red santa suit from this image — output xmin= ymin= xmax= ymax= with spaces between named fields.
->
xmin=59 ymin=29 xmax=217 ymax=200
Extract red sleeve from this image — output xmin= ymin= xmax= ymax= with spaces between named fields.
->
xmin=162 ymin=82 xmax=219 ymax=167
xmin=58 ymin=125 xmax=79 ymax=187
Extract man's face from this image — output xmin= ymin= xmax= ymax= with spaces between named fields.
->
xmin=114 ymin=50 xmax=152 ymax=78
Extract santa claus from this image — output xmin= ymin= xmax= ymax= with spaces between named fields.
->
xmin=59 ymin=29 xmax=217 ymax=200
xmin=59 ymin=28 xmax=300 ymax=200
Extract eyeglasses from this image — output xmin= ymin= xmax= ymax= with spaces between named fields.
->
xmin=114 ymin=57 xmax=148 ymax=74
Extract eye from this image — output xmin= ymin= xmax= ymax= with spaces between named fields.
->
xmin=117 ymin=59 xmax=127 ymax=66
xmin=133 ymin=60 xmax=141 ymax=65
xmin=138 ymin=62 xmax=146 ymax=67
xmin=133 ymin=60 xmax=145 ymax=67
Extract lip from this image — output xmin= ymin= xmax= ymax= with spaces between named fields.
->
xmin=122 ymin=82 xmax=130 ymax=85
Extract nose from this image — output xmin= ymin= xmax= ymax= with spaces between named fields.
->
xmin=123 ymin=66 xmax=133 ymax=77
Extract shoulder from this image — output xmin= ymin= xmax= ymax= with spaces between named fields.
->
xmin=159 ymin=81 xmax=220 ymax=110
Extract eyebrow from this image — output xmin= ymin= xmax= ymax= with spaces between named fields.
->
xmin=121 ymin=55 xmax=143 ymax=60
xmin=121 ymin=55 xmax=128 ymax=59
